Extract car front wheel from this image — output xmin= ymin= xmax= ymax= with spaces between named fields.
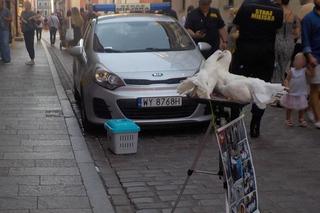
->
xmin=80 ymin=92 xmax=95 ymax=133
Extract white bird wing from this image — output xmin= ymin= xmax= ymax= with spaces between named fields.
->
xmin=247 ymin=78 xmax=285 ymax=109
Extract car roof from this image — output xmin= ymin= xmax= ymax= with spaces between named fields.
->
xmin=96 ymin=14 xmax=176 ymax=24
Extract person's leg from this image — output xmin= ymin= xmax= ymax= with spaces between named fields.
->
xmin=287 ymin=109 xmax=292 ymax=121
xmin=50 ymin=28 xmax=53 ymax=44
xmin=24 ymin=31 xmax=35 ymax=63
xmin=298 ymin=110 xmax=307 ymax=127
xmin=0 ymin=30 xmax=11 ymax=62
xmin=250 ymin=43 xmax=275 ymax=137
xmin=0 ymin=30 xmax=4 ymax=59
xmin=310 ymin=84 xmax=320 ymax=122
xmin=53 ymin=28 xmax=57 ymax=44
xmin=39 ymin=28 xmax=42 ymax=40
xmin=36 ymin=28 xmax=39 ymax=40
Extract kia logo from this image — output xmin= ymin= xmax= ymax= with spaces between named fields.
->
xmin=152 ymin=73 xmax=163 ymax=77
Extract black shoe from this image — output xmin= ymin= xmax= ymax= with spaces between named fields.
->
xmin=250 ymin=118 xmax=260 ymax=138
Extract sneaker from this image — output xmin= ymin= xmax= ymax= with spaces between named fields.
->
xmin=315 ymin=121 xmax=320 ymax=129
xmin=25 ymin=60 xmax=35 ymax=65
xmin=307 ymin=110 xmax=315 ymax=123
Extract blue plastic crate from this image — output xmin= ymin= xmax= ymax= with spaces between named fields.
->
xmin=104 ymin=119 xmax=140 ymax=134
xmin=104 ymin=119 xmax=140 ymax=154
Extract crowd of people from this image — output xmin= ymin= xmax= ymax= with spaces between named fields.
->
xmin=183 ymin=0 xmax=320 ymax=135
xmin=0 ymin=0 xmax=97 ymax=65
xmin=1 ymin=0 xmax=319 ymax=133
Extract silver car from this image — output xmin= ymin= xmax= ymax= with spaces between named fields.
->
xmin=70 ymin=14 xmax=211 ymax=130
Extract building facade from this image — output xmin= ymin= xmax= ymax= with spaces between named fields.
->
xmin=38 ymin=0 xmax=51 ymax=16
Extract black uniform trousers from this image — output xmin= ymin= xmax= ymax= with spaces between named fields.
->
xmin=231 ymin=41 xmax=275 ymax=122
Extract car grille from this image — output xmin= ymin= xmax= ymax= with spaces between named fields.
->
xmin=124 ymin=77 xmax=186 ymax=85
xmin=117 ymin=99 xmax=199 ymax=120
xmin=93 ymin=98 xmax=112 ymax=119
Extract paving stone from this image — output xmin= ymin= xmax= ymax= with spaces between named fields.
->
xmin=111 ymin=195 xmax=131 ymax=205
xmin=35 ymin=159 xmax=77 ymax=167
xmin=21 ymin=140 xmax=70 ymax=146
xmin=19 ymin=185 xmax=86 ymax=196
xmin=33 ymin=145 xmax=72 ymax=152
xmin=115 ymin=206 xmax=134 ymax=213
xmin=126 ymin=187 xmax=150 ymax=193
xmin=122 ymin=182 xmax=146 ymax=187
xmin=132 ymin=197 xmax=154 ymax=204
xmin=134 ymin=202 xmax=170 ymax=210
xmin=162 ymin=208 xmax=193 ymax=213
xmin=0 ymin=176 xmax=39 ymax=185
xmin=4 ymin=152 xmax=74 ymax=160
xmin=136 ymin=210 xmax=160 ymax=213
xmin=30 ymin=210 xmax=92 ymax=213
xmin=0 ymin=185 xmax=18 ymax=196
xmin=0 ymin=168 xmax=9 ymax=176
xmin=28 ymin=134 xmax=69 ymax=140
xmin=9 ymin=167 xmax=79 ymax=176
xmin=108 ymin=188 xmax=126 ymax=195
xmin=40 ymin=175 xmax=82 ymax=185
xmin=128 ymin=192 xmax=156 ymax=199
xmin=155 ymin=185 xmax=178 ymax=191
xmin=0 ymin=197 xmax=37 ymax=209
xmin=0 ymin=146 xmax=33 ymax=153
xmin=18 ymin=130 xmax=67 ymax=135
xmin=0 ymin=159 xmax=35 ymax=167
xmin=38 ymin=196 xmax=91 ymax=209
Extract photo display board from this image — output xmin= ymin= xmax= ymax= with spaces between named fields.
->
xmin=216 ymin=115 xmax=259 ymax=213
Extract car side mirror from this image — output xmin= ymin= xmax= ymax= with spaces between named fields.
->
xmin=68 ymin=39 xmax=84 ymax=57
xmin=198 ymin=42 xmax=212 ymax=51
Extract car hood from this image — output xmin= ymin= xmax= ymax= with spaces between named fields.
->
xmin=97 ymin=50 xmax=203 ymax=80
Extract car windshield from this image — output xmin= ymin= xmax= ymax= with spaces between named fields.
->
xmin=94 ymin=20 xmax=195 ymax=53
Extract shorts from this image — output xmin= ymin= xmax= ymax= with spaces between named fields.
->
xmin=310 ymin=65 xmax=320 ymax=84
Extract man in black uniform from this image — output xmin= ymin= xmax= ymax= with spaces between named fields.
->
xmin=185 ymin=0 xmax=228 ymax=58
xmin=231 ymin=0 xmax=283 ymax=138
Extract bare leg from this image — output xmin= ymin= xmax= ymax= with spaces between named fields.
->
xmin=310 ymin=84 xmax=320 ymax=122
xmin=286 ymin=109 xmax=293 ymax=127
xmin=298 ymin=110 xmax=305 ymax=120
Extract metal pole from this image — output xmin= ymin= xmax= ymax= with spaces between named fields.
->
xmin=171 ymin=121 xmax=214 ymax=213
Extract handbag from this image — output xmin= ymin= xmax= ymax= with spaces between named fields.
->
xmin=65 ymin=17 xmax=74 ymax=41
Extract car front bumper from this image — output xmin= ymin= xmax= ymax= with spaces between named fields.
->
xmin=82 ymin=83 xmax=211 ymax=125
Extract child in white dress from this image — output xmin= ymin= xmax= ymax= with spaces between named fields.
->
xmin=280 ymin=53 xmax=311 ymax=127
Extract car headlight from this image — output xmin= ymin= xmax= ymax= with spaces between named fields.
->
xmin=95 ymin=68 xmax=125 ymax=90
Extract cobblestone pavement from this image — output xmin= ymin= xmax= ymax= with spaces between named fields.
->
xmin=44 ymin=32 xmax=320 ymax=213
xmin=0 ymin=40 xmax=114 ymax=213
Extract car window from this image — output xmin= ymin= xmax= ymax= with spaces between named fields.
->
xmin=94 ymin=20 xmax=195 ymax=53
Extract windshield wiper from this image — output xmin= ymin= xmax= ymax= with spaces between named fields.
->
xmin=104 ymin=48 xmax=124 ymax=53
xmin=145 ymin=47 xmax=171 ymax=51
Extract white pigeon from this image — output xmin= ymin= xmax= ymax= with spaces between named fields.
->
xmin=176 ymin=51 xmax=221 ymax=99
xmin=177 ymin=50 xmax=285 ymax=109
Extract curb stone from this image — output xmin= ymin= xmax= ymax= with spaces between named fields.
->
xmin=42 ymin=41 xmax=115 ymax=213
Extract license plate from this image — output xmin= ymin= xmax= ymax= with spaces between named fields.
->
xmin=137 ymin=97 xmax=182 ymax=108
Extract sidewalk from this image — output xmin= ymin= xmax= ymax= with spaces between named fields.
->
xmin=0 ymin=41 xmax=114 ymax=213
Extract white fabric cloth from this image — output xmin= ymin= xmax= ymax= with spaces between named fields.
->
xmin=288 ymin=67 xmax=309 ymax=96
xmin=177 ymin=50 xmax=285 ymax=109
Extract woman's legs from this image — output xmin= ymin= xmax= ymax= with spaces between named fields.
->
xmin=310 ymin=84 xmax=320 ymax=122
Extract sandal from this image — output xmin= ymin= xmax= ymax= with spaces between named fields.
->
xmin=299 ymin=119 xmax=308 ymax=127
xmin=286 ymin=120 xmax=293 ymax=127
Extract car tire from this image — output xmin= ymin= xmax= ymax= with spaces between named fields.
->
xmin=80 ymin=92 xmax=95 ymax=133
